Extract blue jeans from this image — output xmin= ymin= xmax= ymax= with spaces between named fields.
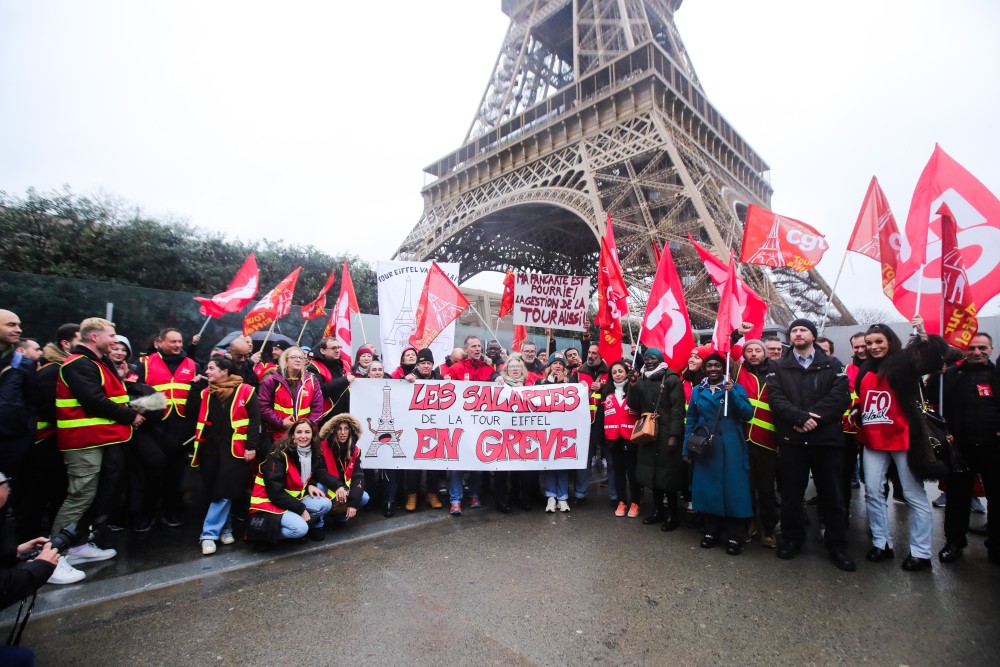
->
xmin=545 ymin=471 xmax=569 ymax=500
xmin=200 ymin=498 xmax=234 ymax=541
xmin=448 ymin=471 xmax=481 ymax=504
xmin=573 ymin=463 xmax=591 ymax=499
xmin=863 ymin=448 xmax=933 ymax=558
xmin=280 ymin=495 xmax=333 ymax=539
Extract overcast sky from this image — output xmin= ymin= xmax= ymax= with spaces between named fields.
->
xmin=2 ymin=0 xmax=998 ymax=318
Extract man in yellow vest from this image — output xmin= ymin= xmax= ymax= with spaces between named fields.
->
xmin=136 ymin=327 xmax=200 ymax=528
xmin=50 ymin=318 xmax=144 ymax=585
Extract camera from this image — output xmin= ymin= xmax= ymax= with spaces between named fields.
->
xmin=18 ymin=523 xmax=79 ymax=562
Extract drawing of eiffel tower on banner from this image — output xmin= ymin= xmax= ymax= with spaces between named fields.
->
xmin=395 ymin=0 xmax=854 ymax=327
xmin=745 ymin=215 xmax=786 ymax=268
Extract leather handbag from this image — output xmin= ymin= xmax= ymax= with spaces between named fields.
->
xmin=685 ymin=389 xmax=725 ymax=459
xmin=630 ymin=373 xmax=669 ymax=445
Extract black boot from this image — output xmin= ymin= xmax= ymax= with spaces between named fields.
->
xmin=642 ymin=494 xmax=665 ymax=525
xmin=661 ymin=492 xmax=679 ymax=532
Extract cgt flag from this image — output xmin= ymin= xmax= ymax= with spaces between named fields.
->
xmin=739 ymin=205 xmax=828 ymax=272
xmin=323 ymin=262 xmax=361 ymax=359
xmin=847 ymin=176 xmax=902 ymax=299
xmin=242 ymin=267 xmax=301 ymax=336
xmin=937 ymin=204 xmax=979 ymax=349
xmin=712 ymin=253 xmax=741 ymax=356
xmin=690 ymin=236 xmax=768 ymax=340
xmin=409 ymin=261 xmax=470 ymax=350
xmin=195 ymin=253 xmax=259 ymax=317
xmin=595 ymin=215 xmax=629 ymax=328
xmin=511 ymin=324 xmax=527 ymax=352
xmin=639 ymin=241 xmax=694 ymax=372
xmin=894 ymin=144 xmax=1000 ymax=325
xmin=300 ymin=268 xmax=338 ymax=321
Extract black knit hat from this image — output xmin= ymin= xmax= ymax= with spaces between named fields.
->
xmin=788 ymin=318 xmax=818 ymax=340
xmin=416 ymin=348 xmax=434 ymax=364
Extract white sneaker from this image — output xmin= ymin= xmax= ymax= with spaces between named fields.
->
xmin=66 ymin=542 xmax=117 ymax=565
xmin=48 ymin=556 xmax=85 ymax=585
xmin=557 ymin=500 xmax=571 ymax=512
xmin=971 ymin=497 xmax=987 ymax=514
xmin=545 ymin=497 xmax=557 ymax=513
xmin=201 ymin=539 xmax=217 ymax=555
xmin=219 ymin=532 xmax=235 ymax=545
xmin=932 ymin=492 xmax=947 ymax=508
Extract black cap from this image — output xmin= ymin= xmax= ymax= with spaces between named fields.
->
xmin=788 ymin=318 xmax=818 ymax=340
xmin=416 ymin=348 xmax=434 ymax=364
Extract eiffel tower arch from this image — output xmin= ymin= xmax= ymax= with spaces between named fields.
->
xmin=395 ymin=0 xmax=854 ymax=328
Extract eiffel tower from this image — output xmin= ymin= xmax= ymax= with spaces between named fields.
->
xmin=395 ymin=0 xmax=854 ymax=328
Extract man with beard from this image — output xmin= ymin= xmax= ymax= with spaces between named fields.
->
xmin=137 ymin=328 xmax=200 ymax=528
xmin=520 ymin=341 xmax=544 ymax=375
xmin=307 ymin=337 xmax=354 ymax=424
xmin=939 ymin=332 xmax=1000 ymax=566
xmin=226 ymin=334 xmax=259 ymax=388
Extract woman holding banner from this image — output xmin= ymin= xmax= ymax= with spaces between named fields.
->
xmin=493 ymin=354 xmax=537 ymax=513
xmin=683 ymin=352 xmax=754 ymax=555
xmin=626 ymin=349 xmax=686 ymax=531
xmin=540 ymin=356 xmax=573 ymax=512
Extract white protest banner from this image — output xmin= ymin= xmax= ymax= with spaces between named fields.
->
xmin=512 ymin=272 xmax=590 ymax=332
xmin=351 ymin=378 xmax=591 ymax=471
xmin=376 ymin=260 xmax=460 ymax=374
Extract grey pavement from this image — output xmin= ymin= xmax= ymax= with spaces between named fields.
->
xmin=9 ymin=480 xmax=1000 ymax=666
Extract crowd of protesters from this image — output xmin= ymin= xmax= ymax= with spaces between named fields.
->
xmin=0 ymin=306 xmax=996 ymax=592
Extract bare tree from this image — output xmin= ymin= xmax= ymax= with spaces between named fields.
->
xmin=852 ymin=305 xmax=895 ymax=325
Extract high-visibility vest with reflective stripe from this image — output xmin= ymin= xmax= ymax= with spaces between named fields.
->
xmin=254 ymin=362 xmax=276 ymax=382
xmin=307 ymin=360 xmax=335 ymax=419
xmin=602 ymin=392 xmax=638 ymax=440
xmin=267 ymin=376 xmax=318 ymax=436
xmin=249 ymin=452 xmax=306 ymax=514
xmin=191 ymin=383 xmax=254 ymax=467
xmin=737 ymin=365 xmax=776 ymax=450
xmin=35 ymin=360 xmax=58 ymax=443
xmin=143 ymin=354 xmax=196 ymax=419
xmin=320 ymin=440 xmax=358 ymax=493
xmin=56 ymin=355 xmax=133 ymax=451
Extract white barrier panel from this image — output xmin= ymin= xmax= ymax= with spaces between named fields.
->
xmin=351 ymin=379 xmax=591 ymax=471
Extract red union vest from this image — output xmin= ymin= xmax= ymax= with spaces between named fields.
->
xmin=736 ymin=365 xmax=775 ymax=451
xmin=267 ymin=375 xmax=319 ymax=436
xmin=321 ymin=440 xmax=358 ymax=492
xmin=56 ymin=354 xmax=133 ymax=451
xmin=144 ymin=354 xmax=196 ymax=419
xmin=857 ymin=372 xmax=909 ymax=451
xmin=842 ymin=363 xmax=861 ymax=434
xmin=254 ymin=362 xmax=276 ymax=382
xmin=249 ymin=452 xmax=307 ymax=514
xmin=34 ymin=360 xmax=58 ymax=444
xmin=191 ymin=383 xmax=254 ymax=467
xmin=602 ymin=391 xmax=638 ymax=440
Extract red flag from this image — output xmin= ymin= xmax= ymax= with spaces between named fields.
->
xmin=595 ymin=215 xmax=629 ymax=328
xmin=322 ymin=263 xmax=361 ymax=358
xmin=847 ymin=176 xmax=902 ymax=298
xmin=712 ymin=253 xmax=740 ymax=355
xmin=300 ymin=268 xmax=337 ymax=321
xmin=690 ymin=236 xmax=768 ymax=339
xmin=639 ymin=242 xmax=694 ymax=372
xmin=408 ymin=262 xmax=470 ymax=349
xmin=599 ymin=318 xmax=623 ymax=365
xmin=650 ymin=239 xmax=662 ymax=264
xmin=242 ymin=267 xmax=301 ymax=336
xmin=194 ymin=253 xmax=259 ymax=317
xmin=499 ymin=270 xmax=515 ymax=318
xmin=511 ymin=324 xmax=527 ymax=352
xmin=938 ymin=204 xmax=979 ymax=349
xmin=894 ymin=144 xmax=1000 ymax=325
xmin=739 ymin=205 xmax=828 ymax=272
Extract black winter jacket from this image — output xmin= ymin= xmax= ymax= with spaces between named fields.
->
xmin=60 ymin=346 xmax=138 ymax=427
xmin=766 ymin=347 xmax=849 ymax=447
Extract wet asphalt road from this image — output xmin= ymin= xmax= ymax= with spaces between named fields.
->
xmin=17 ymin=486 xmax=1000 ymax=667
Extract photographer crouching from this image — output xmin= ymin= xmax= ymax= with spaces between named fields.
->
xmin=0 ymin=471 xmax=58 ymax=666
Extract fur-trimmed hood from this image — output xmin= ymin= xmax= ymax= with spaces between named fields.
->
xmin=319 ymin=413 xmax=361 ymax=441
xmin=42 ymin=342 xmax=68 ymax=364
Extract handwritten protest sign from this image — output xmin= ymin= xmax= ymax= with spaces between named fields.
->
xmin=512 ymin=273 xmax=590 ymax=332
xmin=351 ymin=379 xmax=591 ymax=471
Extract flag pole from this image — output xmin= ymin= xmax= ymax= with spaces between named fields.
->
xmin=818 ymin=248 xmax=849 ymax=336
xmin=724 ymin=349 xmax=730 ymax=417
xmin=259 ymin=319 xmax=278 ymax=351
xmin=196 ymin=315 xmax=212 ymax=338
xmin=469 ymin=305 xmax=501 ymax=346
xmin=295 ymin=319 xmax=309 ymax=346
xmin=939 ymin=256 xmax=945 ymax=413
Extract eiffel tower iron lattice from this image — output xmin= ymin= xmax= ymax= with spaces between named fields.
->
xmin=395 ymin=0 xmax=854 ymax=328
